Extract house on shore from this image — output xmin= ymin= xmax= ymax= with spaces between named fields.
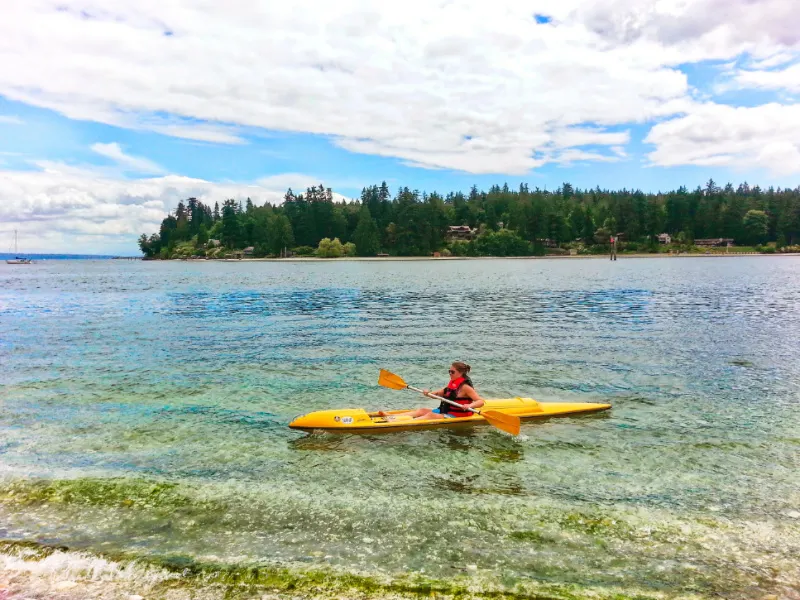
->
xmin=695 ymin=238 xmax=734 ymax=247
xmin=446 ymin=225 xmax=477 ymax=241
xmin=657 ymin=233 xmax=672 ymax=244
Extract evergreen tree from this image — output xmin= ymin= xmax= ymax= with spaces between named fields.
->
xmin=187 ymin=198 xmax=199 ymax=235
xmin=159 ymin=215 xmax=178 ymax=248
xmin=267 ymin=214 xmax=294 ymax=255
xmin=353 ymin=206 xmax=380 ymax=256
xmin=221 ymin=199 xmax=240 ymax=248
xmin=197 ymin=224 xmax=209 ymax=248
xmin=742 ymin=210 xmax=768 ymax=245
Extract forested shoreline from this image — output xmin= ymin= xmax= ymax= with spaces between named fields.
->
xmin=138 ymin=180 xmax=800 ymax=259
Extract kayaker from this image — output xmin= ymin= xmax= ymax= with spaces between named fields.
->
xmin=379 ymin=362 xmax=485 ymax=420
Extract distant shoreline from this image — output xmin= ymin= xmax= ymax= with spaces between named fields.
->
xmin=7 ymin=253 xmax=796 ymax=263
xmin=165 ymin=252 xmax=800 ymax=263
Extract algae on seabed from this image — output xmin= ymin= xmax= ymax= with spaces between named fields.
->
xmin=0 ymin=539 xmax=717 ymax=600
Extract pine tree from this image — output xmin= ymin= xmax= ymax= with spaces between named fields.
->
xmin=221 ymin=199 xmax=240 ymax=248
xmin=267 ymin=214 xmax=294 ymax=255
xmin=353 ymin=206 xmax=380 ymax=256
xmin=197 ymin=224 xmax=209 ymax=248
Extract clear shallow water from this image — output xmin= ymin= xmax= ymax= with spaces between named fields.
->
xmin=1 ymin=257 xmax=799 ymax=599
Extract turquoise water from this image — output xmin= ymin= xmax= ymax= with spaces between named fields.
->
xmin=1 ymin=257 xmax=799 ymax=599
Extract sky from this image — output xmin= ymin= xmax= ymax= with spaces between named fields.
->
xmin=1 ymin=0 xmax=799 ymax=254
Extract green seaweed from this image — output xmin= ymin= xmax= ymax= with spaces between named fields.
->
xmin=0 ymin=539 xmax=68 ymax=560
xmin=508 ymin=530 xmax=558 ymax=544
xmin=0 ymin=477 xmax=220 ymax=511
xmin=0 ymin=478 xmax=783 ymax=599
xmin=555 ymin=512 xmax=634 ymax=537
xmin=0 ymin=539 xmax=705 ymax=600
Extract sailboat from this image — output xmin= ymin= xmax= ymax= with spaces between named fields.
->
xmin=6 ymin=230 xmax=33 ymax=264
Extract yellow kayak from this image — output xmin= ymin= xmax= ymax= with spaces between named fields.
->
xmin=288 ymin=397 xmax=611 ymax=432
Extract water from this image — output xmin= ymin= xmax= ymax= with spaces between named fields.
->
xmin=0 ymin=254 xmax=122 ymax=260
xmin=1 ymin=257 xmax=799 ymax=599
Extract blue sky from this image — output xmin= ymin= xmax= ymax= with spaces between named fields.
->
xmin=2 ymin=94 xmax=794 ymax=199
xmin=1 ymin=0 xmax=798 ymax=254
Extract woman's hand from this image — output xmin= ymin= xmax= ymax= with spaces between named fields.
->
xmin=423 ymin=389 xmax=431 ymax=397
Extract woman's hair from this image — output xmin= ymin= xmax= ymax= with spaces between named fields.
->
xmin=451 ymin=361 xmax=471 ymax=375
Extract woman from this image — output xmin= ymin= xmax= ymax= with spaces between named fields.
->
xmin=379 ymin=362 xmax=485 ymax=421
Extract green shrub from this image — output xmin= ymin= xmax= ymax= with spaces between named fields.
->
xmin=448 ymin=240 xmax=473 ymax=256
xmin=316 ymin=238 xmax=344 ymax=258
xmin=474 ymin=229 xmax=532 ymax=256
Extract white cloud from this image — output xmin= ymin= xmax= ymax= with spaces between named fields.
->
xmin=0 ymin=115 xmax=24 ymax=125
xmin=572 ymin=0 xmax=800 ymax=53
xmin=550 ymin=127 xmax=630 ymax=149
xmin=732 ymin=62 xmax=800 ymax=93
xmin=745 ymin=52 xmax=799 ymax=70
xmin=0 ymin=163 xmax=349 ymax=253
xmin=556 ymin=149 xmax=621 ymax=165
xmin=0 ymin=0 xmax=731 ymax=174
xmin=90 ymin=142 xmax=164 ymax=174
xmin=644 ymin=103 xmax=800 ymax=176
xmin=0 ymin=0 xmax=799 ymax=181
xmin=147 ymin=123 xmax=244 ymax=144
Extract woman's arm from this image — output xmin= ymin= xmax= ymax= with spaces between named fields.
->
xmin=423 ymin=388 xmax=445 ymax=398
xmin=461 ymin=385 xmax=485 ymax=409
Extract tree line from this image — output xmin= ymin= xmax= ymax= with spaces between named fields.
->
xmin=138 ymin=180 xmax=800 ymax=258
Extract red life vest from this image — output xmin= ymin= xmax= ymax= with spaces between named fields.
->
xmin=439 ymin=376 xmax=473 ymax=417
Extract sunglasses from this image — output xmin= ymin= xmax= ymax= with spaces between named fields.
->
xmin=448 ymin=369 xmax=456 ymax=374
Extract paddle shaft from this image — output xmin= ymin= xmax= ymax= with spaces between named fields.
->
xmin=406 ymin=385 xmax=482 ymax=415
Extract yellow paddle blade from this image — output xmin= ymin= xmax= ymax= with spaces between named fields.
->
xmin=378 ymin=369 xmax=408 ymax=390
xmin=481 ymin=410 xmax=521 ymax=436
